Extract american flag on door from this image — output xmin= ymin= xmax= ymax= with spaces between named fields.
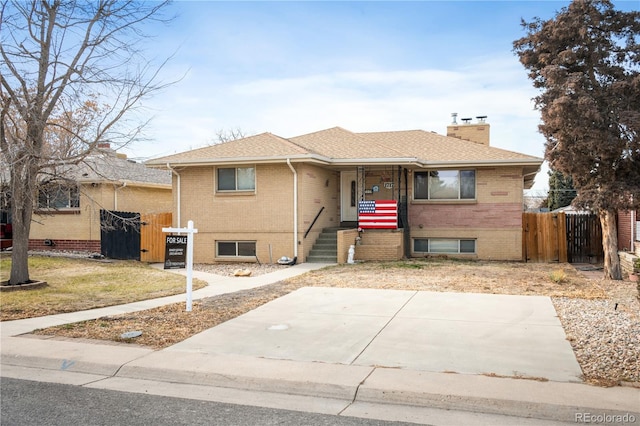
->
xmin=358 ymin=200 xmax=398 ymax=229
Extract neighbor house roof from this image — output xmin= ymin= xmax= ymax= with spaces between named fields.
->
xmin=0 ymin=146 xmax=172 ymax=189
xmin=145 ymin=132 xmax=318 ymax=166
xmin=75 ymin=148 xmax=172 ymax=188
xmin=147 ymin=126 xmax=542 ymax=176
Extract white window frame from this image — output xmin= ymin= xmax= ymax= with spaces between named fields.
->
xmin=216 ymin=166 xmax=256 ymax=192
xmin=413 ymin=238 xmax=476 ymax=254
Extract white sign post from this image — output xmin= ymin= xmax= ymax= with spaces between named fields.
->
xmin=162 ymin=220 xmax=198 ymax=311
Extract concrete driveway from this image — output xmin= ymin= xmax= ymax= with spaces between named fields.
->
xmin=167 ymin=287 xmax=583 ymax=382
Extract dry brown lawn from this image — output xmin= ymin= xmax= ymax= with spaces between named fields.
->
xmin=0 ymin=255 xmax=206 ymax=320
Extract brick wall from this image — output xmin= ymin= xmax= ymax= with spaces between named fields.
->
xmin=446 ymin=123 xmax=490 ymax=146
xmin=298 ymin=164 xmax=340 ymax=261
xmin=354 ymin=229 xmax=404 ymax=262
xmin=407 ymin=166 xmax=525 ymax=260
xmin=337 ymin=229 xmax=359 ymax=264
xmin=30 ymin=183 xmax=171 ymax=243
xmin=178 ymin=163 xmax=340 ymax=264
xmin=618 ymin=211 xmax=633 ymax=251
xmin=29 ymin=239 xmax=100 ymax=252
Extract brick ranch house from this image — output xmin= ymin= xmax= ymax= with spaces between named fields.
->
xmin=1 ymin=144 xmax=172 ymax=253
xmin=147 ymin=118 xmax=543 ymax=264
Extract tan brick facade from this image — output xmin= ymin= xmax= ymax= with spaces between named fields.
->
xmin=29 ymin=183 xmax=171 ymax=251
xmin=150 ymin=126 xmax=541 ymax=264
xmin=171 ymin=163 xmax=529 ymax=264
xmin=177 ymin=163 xmax=340 ymax=264
xmin=446 ymin=122 xmax=490 ymax=146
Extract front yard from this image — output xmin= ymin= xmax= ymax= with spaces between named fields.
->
xmin=2 ymin=256 xmax=638 ymax=386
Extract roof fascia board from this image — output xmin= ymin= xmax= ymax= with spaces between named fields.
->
xmin=415 ymin=159 xmax=543 ymax=168
xmin=150 ymin=156 xmax=543 ymax=170
xmin=152 ymin=154 xmax=332 ymax=167
xmin=77 ymin=179 xmax=171 ymax=190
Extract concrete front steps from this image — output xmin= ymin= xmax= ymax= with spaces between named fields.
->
xmin=306 ymin=228 xmax=340 ymax=263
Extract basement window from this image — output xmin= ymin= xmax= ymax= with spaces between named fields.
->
xmin=216 ymin=241 xmax=256 ymax=257
xmin=413 ymin=238 xmax=476 ymax=254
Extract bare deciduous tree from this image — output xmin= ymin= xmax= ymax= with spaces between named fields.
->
xmin=211 ymin=128 xmax=247 ymax=145
xmin=514 ymin=0 xmax=640 ymax=279
xmin=1 ymin=0 xmax=173 ymax=284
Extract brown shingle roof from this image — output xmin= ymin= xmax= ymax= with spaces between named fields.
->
xmin=148 ymin=127 xmax=542 ymax=167
xmin=289 ymin=127 xmax=405 ymax=159
xmin=357 ymin=130 xmax=539 ymax=163
xmin=147 ymin=132 xmax=312 ymax=165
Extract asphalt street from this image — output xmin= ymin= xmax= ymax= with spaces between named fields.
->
xmin=1 ymin=377 xmax=578 ymax=426
xmin=0 ymin=377 xmax=412 ymax=426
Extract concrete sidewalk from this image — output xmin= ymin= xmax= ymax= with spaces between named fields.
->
xmin=2 ymin=263 xmax=639 ymax=425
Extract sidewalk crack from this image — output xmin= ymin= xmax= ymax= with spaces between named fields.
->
xmin=351 ymin=291 xmax=417 ymax=365
xmin=338 ymin=367 xmax=376 ymax=416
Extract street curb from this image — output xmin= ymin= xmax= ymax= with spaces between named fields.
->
xmin=2 ymin=350 xmax=639 ymax=424
xmin=1 ymin=336 xmax=154 ymax=377
xmin=115 ymin=352 xmax=373 ymax=401
xmin=357 ymin=368 xmax=640 ymax=424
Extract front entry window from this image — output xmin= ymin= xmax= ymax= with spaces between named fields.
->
xmin=351 ymin=180 xmax=356 ymax=207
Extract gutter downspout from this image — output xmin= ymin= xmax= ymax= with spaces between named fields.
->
xmin=114 ymin=182 xmax=127 ymax=210
xmin=287 ymin=159 xmax=298 ymax=259
xmin=167 ymin=164 xmax=181 ymax=227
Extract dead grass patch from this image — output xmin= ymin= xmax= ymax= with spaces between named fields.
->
xmin=0 ymin=255 xmax=206 ymax=320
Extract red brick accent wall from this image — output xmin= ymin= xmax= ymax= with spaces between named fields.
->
xmin=618 ymin=211 xmax=632 ymax=251
xmin=409 ymin=203 xmax=523 ymax=228
xmin=29 ymin=239 xmax=101 ymax=252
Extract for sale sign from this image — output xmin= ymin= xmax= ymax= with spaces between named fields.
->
xmin=164 ymin=235 xmax=187 ymax=269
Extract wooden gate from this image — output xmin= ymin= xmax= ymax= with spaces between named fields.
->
xmin=522 ymin=212 xmax=567 ymax=262
xmin=523 ymin=212 xmax=603 ymax=263
xmin=140 ymin=212 xmax=172 ymax=263
xmin=565 ymin=213 xmax=603 ymax=263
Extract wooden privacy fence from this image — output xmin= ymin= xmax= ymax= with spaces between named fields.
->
xmin=523 ymin=212 xmax=603 ymax=263
xmin=523 ymin=212 xmax=567 ymax=263
xmin=100 ymin=210 xmax=172 ymax=262
xmin=140 ymin=212 xmax=173 ymax=263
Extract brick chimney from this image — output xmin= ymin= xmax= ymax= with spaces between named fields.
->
xmin=447 ymin=114 xmax=490 ymax=146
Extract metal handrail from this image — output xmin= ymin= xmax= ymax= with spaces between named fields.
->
xmin=304 ymin=206 xmax=325 ymax=239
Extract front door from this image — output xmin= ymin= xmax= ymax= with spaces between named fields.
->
xmin=341 ymin=171 xmax=358 ymax=222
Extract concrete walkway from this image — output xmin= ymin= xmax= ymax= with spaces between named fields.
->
xmin=2 ymin=263 xmax=638 ymax=425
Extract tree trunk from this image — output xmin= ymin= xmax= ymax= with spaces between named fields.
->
xmin=600 ymin=211 xmax=622 ymax=280
xmin=9 ymin=158 xmax=36 ymax=285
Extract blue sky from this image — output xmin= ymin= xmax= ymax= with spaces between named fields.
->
xmin=127 ymin=0 xmax=638 ymax=194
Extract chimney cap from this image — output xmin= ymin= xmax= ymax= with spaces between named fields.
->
xmin=476 ymin=115 xmax=487 ymax=123
xmin=451 ymin=112 xmax=458 ymax=124
xmin=461 ymin=117 xmax=472 ymax=124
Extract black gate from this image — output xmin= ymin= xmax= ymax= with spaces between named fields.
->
xmin=566 ymin=214 xmax=603 ymax=264
xmin=100 ymin=210 xmax=141 ymax=260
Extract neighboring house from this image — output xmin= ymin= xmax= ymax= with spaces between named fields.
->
xmin=147 ymin=117 xmax=543 ymax=264
xmin=618 ymin=209 xmax=639 ymax=253
xmin=24 ymin=143 xmax=172 ymax=252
